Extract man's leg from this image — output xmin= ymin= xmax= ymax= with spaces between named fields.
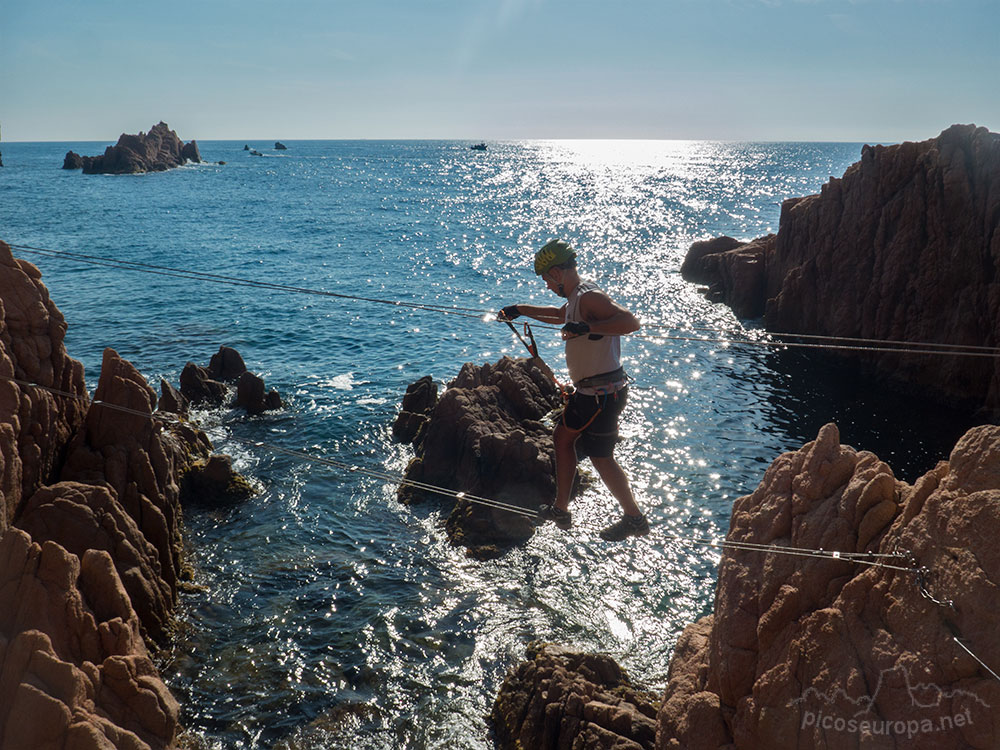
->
xmin=590 ymin=455 xmax=641 ymax=517
xmin=553 ymin=423 xmax=580 ymax=512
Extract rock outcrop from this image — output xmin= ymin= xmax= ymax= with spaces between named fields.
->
xmin=171 ymin=345 xmax=281 ymax=415
xmin=0 ymin=239 xmax=236 ymax=748
xmin=0 ymin=242 xmax=89 ymax=532
xmin=70 ymin=122 xmax=201 ymax=175
xmin=492 ymin=642 xmax=659 ymax=749
xmin=682 ymin=124 xmax=1000 ymax=410
xmin=62 ymin=151 xmax=84 ymax=170
xmin=657 ymin=422 xmax=1000 ymax=749
xmin=0 ymin=529 xmax=180 ymax=750
xmin=395 ymin=356 xmax=562 ymax=558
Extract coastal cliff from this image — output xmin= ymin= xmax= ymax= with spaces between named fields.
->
xmin=0 ymin=240 xmax=212 ymax=748
xmin=681 ymin=124 xmax=1000 ymax=411
xmin=493 ymin=423 xmax=1000 ymax=748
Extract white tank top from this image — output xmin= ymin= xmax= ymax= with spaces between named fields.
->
xmin=564 ymin=280 xmax=623 ymax=391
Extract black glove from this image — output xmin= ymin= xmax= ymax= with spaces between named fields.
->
xmin=561 ymin=321 xmax=590 ymax=336
xmin=499 ymin=304 xmax=521 ymax=321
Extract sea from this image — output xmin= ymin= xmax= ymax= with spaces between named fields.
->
xmin=0 ymin=139 xmax=980 ymax=749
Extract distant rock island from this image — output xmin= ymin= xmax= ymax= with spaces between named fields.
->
xmin=274 ymin=141 xmax=287 ymax=150
xmin=62 ymin=121 xmax=201 ymax=174
xmin=682 ymin=123 xmax=1000 ymax=413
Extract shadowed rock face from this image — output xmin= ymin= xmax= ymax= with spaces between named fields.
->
xmin=682 ymin=124 xmax=1000 ymax=411
xmin=657 ymin=422 xmax=1000 ymax=749
xmin=69 ymin=121 xmax=201 ymax=174
xmin=396 ymin=356 xmax=563 ymax=558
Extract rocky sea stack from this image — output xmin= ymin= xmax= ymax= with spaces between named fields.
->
xmin=63 ymin=122 xmax=201 ymax=175
xmin=394 ymin=356 xmax=563 ymax=559
xmin=682 ymin=124 xmax=1000 ymax=412
xmin=0 ymin=239 xmax=251 ymax=748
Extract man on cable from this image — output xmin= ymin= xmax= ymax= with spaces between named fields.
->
xmin=499 ymin=239 xmax=649 ymax=541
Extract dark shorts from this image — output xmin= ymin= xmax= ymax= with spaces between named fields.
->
xmin=562 ymin=386 xmax=628 ymax=458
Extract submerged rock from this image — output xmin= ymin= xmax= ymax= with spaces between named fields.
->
xmin=396 ymin=356 xmax=562 ymax=558
xmin=181 ymin=453 xmax=255 ymax=506
xmin=683 ymin=124 xmax=1000 ymax=412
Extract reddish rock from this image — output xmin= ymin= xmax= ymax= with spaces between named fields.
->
xmin=0 ymin=241 xmax=88 ymax=532
xmin=179 ymin=361 xmax=227 ymax=406
xmin=157 ymin=377 xmax=188 ymax=415
xmin=392 ymin=375 xmax=438 ymax=444
xmin=0 ymin=529 xmax=179 ymax=749
xmin=683 ymin=125 xmax=1000 ymax=410
xmin=234 ymin=370 xmax=282 ymax=415
xmin=16 ymin=481 xmax=178 ymax=646
xmin=207 ymin=345 xmax=247 ymax=382
xmin=657 ymin=423 xmax=1000 ymax=749
xmin=62 ymin=151 xmax=84 ymax=169
xmin=77 ymin=122 xmax=201 ymax=175
xmin=0 ymin=245 xmax=223 ymax=748
xmin=492 ymin=642 xmax=659 ymax=749
xmin=398 ymin=356 xmax=562 ymax=557
xmin=60 ymin=348 xmax=212 ymax=637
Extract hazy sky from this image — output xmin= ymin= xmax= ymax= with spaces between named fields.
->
xmin=1 ymin=0 xmax=996 ymax=142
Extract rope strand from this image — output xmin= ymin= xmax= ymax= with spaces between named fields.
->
xmin=10 ymin=241 xmax=1000 ymax=359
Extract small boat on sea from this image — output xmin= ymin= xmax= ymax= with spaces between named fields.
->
xmin=470 ymin=142 xmax=487 ymax=151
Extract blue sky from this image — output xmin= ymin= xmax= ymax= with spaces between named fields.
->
xmin=1 ymin=0 xmax=996 ymax=142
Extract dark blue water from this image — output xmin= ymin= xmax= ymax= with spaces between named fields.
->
xmin=0 ymin=140 xmax=976 ymax=748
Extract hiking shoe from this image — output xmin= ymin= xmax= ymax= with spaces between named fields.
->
xmin=600 ymin=514 xmax=650 ymax=541
xmin=536 ymin=504 xmax=572 ymax=530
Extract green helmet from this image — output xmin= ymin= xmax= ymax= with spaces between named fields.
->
xmin=534 ymin=239 xmax=576 ymax=275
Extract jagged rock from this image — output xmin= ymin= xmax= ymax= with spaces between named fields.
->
xmin=157 ymin=377 xmax=188 ymax=415
xmin=492 ymin=642 xmax=659 ymax=749
xmin=682 ymin=124 xmax=1000 ymax=410
xmin=274 ymin=142 xmax=288 ymax=150
xmin=392 ymin=375 xmax=438 ymax=444
xmin=59 ymin=349 xmax=212 ymax=640
xmin=179 ymin=361 xmax=227 ymax=406
xmin=62 ymin=151 xmax=83 ymax=169
xmin=16 ymin=482 xmax=177 ymax=645
xmin=234 ymin=370 xmax=282 ymax=415
xmin=0 ymin=241 xmax=89 ymax=532
xmin=397 ymin=356 xmax=562 ymax=557
xmin=681 ymin=235 xmax=775 ymax=319
xmin=657 ymin=422 xmax=1000 ymax=748
xmin=75 ymin=122 xmax=201 ymax=175
xmin=207 ymin=345 xmax=247 ymax=382
xmin=0 ymin=528 xmax=180 ymax=749
xmin=0 ymin=246 xmax=222 ymax=748
xmin=680 ymin=236 xmax=744 ymax=284
xmin=181 ymin=454 xmax=255 ymax=506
